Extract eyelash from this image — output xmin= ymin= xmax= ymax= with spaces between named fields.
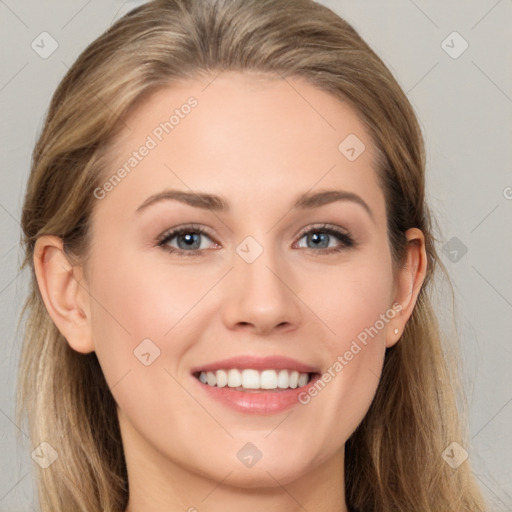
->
xmin=156 ymin=223 xmax=356 ymax=257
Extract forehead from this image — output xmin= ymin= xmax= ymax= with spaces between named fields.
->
xmin=96 ymin=72 xmax=386 ymax=224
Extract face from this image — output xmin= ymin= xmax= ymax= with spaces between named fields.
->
xmin=83 ymin=72 xmax=402 ymax=489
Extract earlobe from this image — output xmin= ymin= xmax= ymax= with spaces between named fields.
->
xmin=33 ymin=235 xmax=94 ymax=354
xmin=386 ymin=227 xmax=428 ymax=348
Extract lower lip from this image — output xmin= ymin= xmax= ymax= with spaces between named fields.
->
xmin=192 ymin=374 xmax=320 ymax=415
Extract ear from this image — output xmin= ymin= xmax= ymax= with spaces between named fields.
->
xmin=386 ymin=227 xmax=427 ymax=348
xmin=33 ymin=235 xmax=94 ymax=354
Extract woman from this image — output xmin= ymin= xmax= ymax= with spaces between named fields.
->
xmin=17 ymin=0 xmax=487 ymax=510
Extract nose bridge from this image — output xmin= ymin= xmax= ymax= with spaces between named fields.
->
xmin=222 ymin=231 xmax=302 ymax=334
xmin=236 ymin=232 xmax=288 ymax=305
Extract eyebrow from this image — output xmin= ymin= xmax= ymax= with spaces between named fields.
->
xmin=135 ymin=188 xmax=375 ymax=222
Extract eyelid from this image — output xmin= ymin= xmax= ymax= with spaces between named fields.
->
xmin=295 ymin=222 xmax=351 ymax=239
xmin=156 ymin=223 xmax=216 ymax=245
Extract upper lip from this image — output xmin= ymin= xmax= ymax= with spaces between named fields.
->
xmin=190 ymin=355 xmax=320 ymax=374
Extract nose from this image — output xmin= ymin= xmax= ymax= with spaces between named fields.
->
xmin=221 ymin=242 xmax=303 ymax=337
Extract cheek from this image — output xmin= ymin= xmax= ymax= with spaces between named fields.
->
xmin=86 ymin=249 xmax=207 ymax=440
xmin=86 ymin=244 xmax=224 ymax=400
xmin=295 ymin=254 xmax=394 ymax=442
xmin=86 ymin=246 xmax=186 ymax=383
xmin=326 ymin=256 xmax=394 ymax=386
xmin=300 ymin=248 xmax=394 ymax=349
xmin=88 ymin=242 xmax=211 ymax=340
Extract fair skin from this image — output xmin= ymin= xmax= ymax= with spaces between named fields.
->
xmin=33 ymin=72 xmax=426 ymax=512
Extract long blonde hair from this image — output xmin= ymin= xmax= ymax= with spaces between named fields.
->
xmin=17 ymin=0 xmax=487 ymax=510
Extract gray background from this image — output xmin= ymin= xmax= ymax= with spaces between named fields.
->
xmin=1 ymin=0 xmax=511 ymax=510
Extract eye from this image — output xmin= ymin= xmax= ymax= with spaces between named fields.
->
xmin=156 ymin=223 xmax=356 ymax=257
xmin=293 ymin=224 xmax=355 ymax=254
xmin=156 ymin=224 xmax=218 ymax=257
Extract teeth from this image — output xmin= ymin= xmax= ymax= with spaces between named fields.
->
xmin=216 ymin=369 xmax=228 ymax=388
xmin=206 ymin=371 xmax=216 ymax=386
xmin=298 ymin=372 xmax=309 ymax=387
xmin=242 ymin=369 xmax=260 ymax=389
xmin=260 ymin=369 xmax=278 ymax=389
xmin=197 ymin=369 xmax=312 ymax=390
xmin=227 ymin=369 xmax=242 ymax=387
xmin=277 ymin=369 xmax=289 ymax=388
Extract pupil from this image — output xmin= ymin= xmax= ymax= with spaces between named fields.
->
xmin=180 ymin=233 xmax=200 ymax=249
xmin=310 ymin=232 xmax=328 ymax=248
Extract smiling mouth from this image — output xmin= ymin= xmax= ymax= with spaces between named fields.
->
xmin=193 ymin=368 xmax=319 ymax=392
